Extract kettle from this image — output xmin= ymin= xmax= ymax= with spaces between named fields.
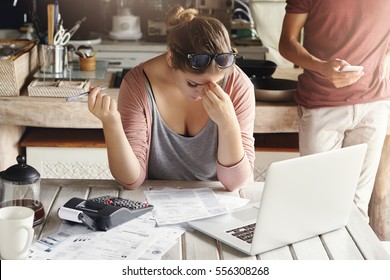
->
xmin=0 ymin=155 xmax=45 ymax=226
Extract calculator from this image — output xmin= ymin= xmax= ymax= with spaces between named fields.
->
xmin=59 ymin=195 xmax=153 ymax=231
xmin=88 ymin=195 xmax=151 ymax=210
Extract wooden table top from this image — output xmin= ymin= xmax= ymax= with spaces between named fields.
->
xmin=32 ymin=179 xmax=390 ymax=260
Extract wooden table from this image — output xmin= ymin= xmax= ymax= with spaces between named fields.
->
xmin=33 ymin=179 xmax=390 ymax=260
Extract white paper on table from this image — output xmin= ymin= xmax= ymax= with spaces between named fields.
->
xmin=216 ymin=194 xmax=250 ymax=211
xmin=28 ymin=221 xmax=96 ymax=260
xmin=52 ymin=224 xmax=159 ymax=260
xmin=29 ymin=212 xmax=184 ymax=260
xmin=144 ymin=187 xmax=229 ymax=225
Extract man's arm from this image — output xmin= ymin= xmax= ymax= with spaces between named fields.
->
xmin=278 ymin=12 xmax=326 ymax=73
xmin=279 ymin=13 xmax=364 ymax=88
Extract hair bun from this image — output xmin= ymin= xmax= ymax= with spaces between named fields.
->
xmin=166 ymin=5 xmax=198 ymax=28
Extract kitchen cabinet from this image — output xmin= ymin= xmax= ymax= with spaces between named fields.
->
xmin=92 ymin=41 xmax=166 ymax=71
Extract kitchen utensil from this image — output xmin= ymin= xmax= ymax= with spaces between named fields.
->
xmin=54 ymin=26 xmax=71 ymax=46
xmin=47 ymin=4 xmax=55 ymax=45
xmin=29 ymin=10 xmax=47 ymax=44
xmin=38 ymin=44 xmax=67 ymax=73
xmin=77 ymin=45 xmax=94 ymax=57
xmin=0 ymin=155 xmax=44 ymax=227
xmin=54 ymin=1 xmax=60 ymax=34
xmin=68 ymin=17 xmax=87 ymax=37
xmin=236 ymin=58 xmax=277 ymax=78
xmin=251 ymin=78 xmax=297 ymax=102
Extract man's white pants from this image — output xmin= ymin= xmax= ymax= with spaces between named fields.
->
xmin=298 ymin=101 xmax=390 ymax=221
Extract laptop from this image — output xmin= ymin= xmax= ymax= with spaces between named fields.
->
xmin=188 ymin=144 xmax=367 ymax=255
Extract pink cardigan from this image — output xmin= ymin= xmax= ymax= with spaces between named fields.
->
xmin=117 ymin=63 xmax=256 ymax=190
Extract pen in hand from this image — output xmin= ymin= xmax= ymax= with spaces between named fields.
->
xmin=65 ymin=86 xmax=108 ymax=102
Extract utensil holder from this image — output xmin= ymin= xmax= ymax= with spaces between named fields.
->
xmin=79 ymin=56 xmax=96 ymax=71
xmin=38 ymin=44 xmax=67 ymax=74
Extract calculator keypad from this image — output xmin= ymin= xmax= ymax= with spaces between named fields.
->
xmin=89 ymin=195 xmax=150 ymax=210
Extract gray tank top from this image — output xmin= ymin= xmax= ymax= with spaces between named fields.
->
xmin=145 ymin=75 xmax=218 ymax=181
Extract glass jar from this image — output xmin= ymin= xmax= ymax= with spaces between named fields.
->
xmin=0 ymin=155 xmax=44 ymax=226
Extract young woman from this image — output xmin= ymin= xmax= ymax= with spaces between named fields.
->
xmin=88 ymin=6 xmax=255 ymax=191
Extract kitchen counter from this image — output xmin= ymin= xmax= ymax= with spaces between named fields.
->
xmin=0 ymin=68 xmax=300 ymax=131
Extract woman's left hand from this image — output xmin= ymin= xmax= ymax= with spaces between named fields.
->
xmin=201 ymin=81 xmax=237 ymax=127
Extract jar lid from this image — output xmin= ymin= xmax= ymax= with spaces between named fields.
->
xmin=0 ymin=155 xmax=40 ymax=184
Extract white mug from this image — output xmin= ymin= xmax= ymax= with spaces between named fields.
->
xmin=0 ymin=206 xmax=34 ymax=260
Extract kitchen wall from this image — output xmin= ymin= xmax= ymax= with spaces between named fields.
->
xmin=250 ymin=0 xmax=293 ymax=67
xmin=0 ymin=0 xmax=26 ymax=29
xmin=0 ymin=0 xmax=106 ymax=39
xmin=0 ymin=1 xmax=289 ymax=46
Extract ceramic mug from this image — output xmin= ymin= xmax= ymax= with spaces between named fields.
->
xmin=0 ymin=206 xmax=34 ymax=260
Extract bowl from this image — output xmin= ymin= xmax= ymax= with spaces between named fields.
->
xmin=236 ymin=59 xmax=277 ymax=78
xmin=251 ymin=78 xmax=297 ymax=102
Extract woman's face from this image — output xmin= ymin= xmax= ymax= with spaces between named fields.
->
xmin=174 ymin=69 xmax=227 ymax=101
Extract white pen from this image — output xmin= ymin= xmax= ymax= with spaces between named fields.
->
xmin=65 ymin=86 xmax=108 ymax=102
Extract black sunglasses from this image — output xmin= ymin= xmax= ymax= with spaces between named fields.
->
xmin=175 ymin=47 xmax=236 ymax=70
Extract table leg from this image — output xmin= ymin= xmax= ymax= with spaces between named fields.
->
xmin=0 ymin=125 xmax=25 ymax=170
xmin=369 ymin=135 xmax=390 ymax=241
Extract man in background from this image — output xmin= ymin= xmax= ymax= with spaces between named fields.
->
xmin=279 ymin=0 xmax=390 ymax=221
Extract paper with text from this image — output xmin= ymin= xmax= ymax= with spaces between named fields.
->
xmin=144 ymin=188 xmax=229 ymax=225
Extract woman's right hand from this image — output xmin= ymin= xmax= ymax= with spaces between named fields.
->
xmin=88 ymin=86 xmax=121 ymax=126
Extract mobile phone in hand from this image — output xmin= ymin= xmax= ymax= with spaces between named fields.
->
xmin=341 ymin=65 xmax=364 ymax=72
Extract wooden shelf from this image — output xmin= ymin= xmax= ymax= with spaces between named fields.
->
xmin=254 ymin=132 xmax=299 ymax=152
xmin=20 ymin=127 xmax=106 ymax=148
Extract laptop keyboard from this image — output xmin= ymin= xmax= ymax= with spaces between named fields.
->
xmin=226 ymin=223 xmax=256 ymax=243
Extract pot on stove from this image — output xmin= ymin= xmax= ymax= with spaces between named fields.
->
xmin=236 ymin=58 xmax=297 ymax=102
xmin=0 ymin=155 xmax=45 ymax=226
xmin=236 ymin=58 xmax=277 ymax=78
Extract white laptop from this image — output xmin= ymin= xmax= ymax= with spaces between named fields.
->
xmin=188 ymin=144 xmax=367 ymax=255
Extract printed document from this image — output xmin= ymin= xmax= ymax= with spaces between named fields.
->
xmin=144 ymin=187 xmax=229 ymax=225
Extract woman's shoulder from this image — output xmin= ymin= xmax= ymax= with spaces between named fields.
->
xmin=141 ymin=54 xmax=168 ymax=77
xmin=232 ymin=64 xmax=252 ymax=84
xmin=119 ymin=63 xmax=147 ymax=103
xmin=226 ymin=65 xmax=253 ymax=91
xmin=126 ymin=63 xmax=145 ymax=80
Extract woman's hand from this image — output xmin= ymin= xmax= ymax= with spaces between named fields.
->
xmin=322 ymin=59 xmax=364 ymax=88
xmin=202 ymin=81 xmax=245 ymax=170
xmin=88 ymin=86 xmax=121 ymax=126
xmin=201 ymin=82 xmax=237 ymax=127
